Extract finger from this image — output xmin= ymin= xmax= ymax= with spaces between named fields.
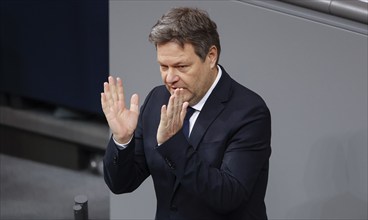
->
xmin=178 ymin=88 xmax=185 ymax=112
xmin=160 ymin=105 xmax=168 ymax=126
xmin=103 ymin=81 xmax=109 ymax=96
xmin=170 ymin=89 xmax=178 ymax=115
xmin=108 ymin=76 xmax=119 ymax=103
xmin=104 ymin=82 xmax=114 ymax=108
xmin=181 ymin=101 xmax=189 ymax=122
xmin=174 ymin=89 xmax=183 ymax=121
xmin=177 ymin=88 xmax=184 ymax=105
xmin=171 ymin=93 xmax=180 ymax=123
xmin=130 ymin=94 xmax=139 ymax=114
xmin=166 ymin=95 xmax=175 ymax=119
xmin=101 ymin=92 xmax=108 ymax=114
xmin=116 ymin=77 xmax=126 ymax=109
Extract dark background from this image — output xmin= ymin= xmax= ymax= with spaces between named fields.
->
xmin=0 ymin=0 xmax=109 ymax=115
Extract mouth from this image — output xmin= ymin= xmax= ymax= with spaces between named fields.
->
xmin=169 ymin=87 xmax=185 ymax=94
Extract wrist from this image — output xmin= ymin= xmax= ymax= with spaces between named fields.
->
xmin=113 ymin=134 xmax=133 ymax=145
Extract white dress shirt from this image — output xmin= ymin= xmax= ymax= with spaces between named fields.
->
xmin=187 ymin=65 xmax=222 ymax=136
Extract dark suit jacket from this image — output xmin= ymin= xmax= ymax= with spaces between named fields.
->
xmin=104 ymin=66 xmax=271 ymax=220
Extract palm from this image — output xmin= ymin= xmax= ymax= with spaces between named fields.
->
xmin=157 ymin=89 xmax=188 ymax=144
xmin=105 ymin=101 xmax=138 ymax=138
xmin=101 ymin=77 xmax=139 ymax=144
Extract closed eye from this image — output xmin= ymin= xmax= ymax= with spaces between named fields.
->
xmin=176 ymin=65 xmax=189 ymax=72
xmin=160 ymin=65 xmax=168 ymax=71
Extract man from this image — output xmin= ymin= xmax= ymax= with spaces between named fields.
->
xmin=101 ymin=7 xmax=271 ymax=220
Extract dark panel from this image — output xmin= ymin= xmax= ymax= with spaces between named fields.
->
xmin=0 ymin=0 xmax=109 ymax=115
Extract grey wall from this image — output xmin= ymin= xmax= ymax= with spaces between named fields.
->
xmin=109 ymin=1 xmax=367 ymax=219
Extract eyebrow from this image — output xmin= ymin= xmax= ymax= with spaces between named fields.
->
xmin=157 ymin=60 xmax=189 ymax=66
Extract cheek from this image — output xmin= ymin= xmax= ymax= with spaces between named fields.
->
xmin=194 ymin=74 xmax=206 ymax=89
xmin=182 ymin=76 xmax=196 ymax=91
xmin=195 ymin=74 xmax=212 ymax=96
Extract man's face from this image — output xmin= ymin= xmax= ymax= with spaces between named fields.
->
xmin=157 ymin=42 xmax=218 ymax=106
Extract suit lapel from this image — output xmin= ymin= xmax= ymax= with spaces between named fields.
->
xmin=189 ymin=66 xmax=232 ymax=149
xmin=170 ymin=66 xmax=233 ymax=200
xmin=189 ymin=101 xmax=224 ymax=150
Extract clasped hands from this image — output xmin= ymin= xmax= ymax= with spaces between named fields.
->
xmin=101 ymin=76 xmax=189 ymax=145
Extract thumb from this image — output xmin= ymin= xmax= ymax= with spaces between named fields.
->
xmin=130 ymin=94 xmax=140 ymax=114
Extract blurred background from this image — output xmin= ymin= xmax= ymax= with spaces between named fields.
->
xmin=1 ymin=0 xmax=367 ymax=220
xmin=1 ymin=0 xmax=109 ymax=219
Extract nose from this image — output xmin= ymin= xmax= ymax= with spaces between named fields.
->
xmin=165 ymin=68 xmax=180 ymax=84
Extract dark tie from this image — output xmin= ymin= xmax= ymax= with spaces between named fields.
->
xmin=183 ymin=107 xmax=195 ymax=138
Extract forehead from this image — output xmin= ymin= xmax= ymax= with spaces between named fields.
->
xmin=156 ymin=42 xmax=197 ymax=64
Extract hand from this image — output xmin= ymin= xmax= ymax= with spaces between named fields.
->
xmin=157 ymin=88 xmax=189 ymax=144
xmin=101 ymin=76 xmax=139 ymax=144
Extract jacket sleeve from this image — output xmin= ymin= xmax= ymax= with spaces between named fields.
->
xmin=103 ymin=136 xmax=149 ymax=194
xmin=103 ymin=89 xmax=157 ymax=194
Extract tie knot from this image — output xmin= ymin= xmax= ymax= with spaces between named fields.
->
xmin=185 ymin=107 xmax=195 ymax=120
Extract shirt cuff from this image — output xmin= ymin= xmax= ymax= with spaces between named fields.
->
xmin=113 ymin=136 xmax=133 ymax=149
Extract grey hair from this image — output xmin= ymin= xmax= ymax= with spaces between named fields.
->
xmin=148 ymin=7 xmax=221 ymax=64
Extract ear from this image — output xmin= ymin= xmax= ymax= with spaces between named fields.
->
xmin=207 ymin=46 xmax=218 ymax=69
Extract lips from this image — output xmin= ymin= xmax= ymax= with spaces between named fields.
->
xmin=171 ymin=87 xmax=184 ymax=91
xmin=168 ymin=87 xmax=187 ymax=95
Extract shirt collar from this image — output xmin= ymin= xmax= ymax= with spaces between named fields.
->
xmin=191 ymin=65 xmax=222 ymax=112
